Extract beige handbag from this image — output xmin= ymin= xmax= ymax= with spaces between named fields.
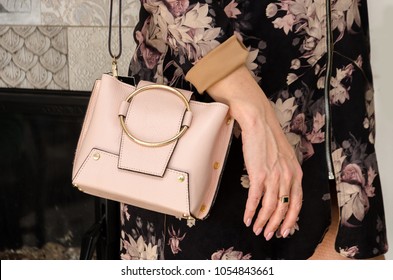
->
xmin=72 ymin=74 xmax=234 ymax=220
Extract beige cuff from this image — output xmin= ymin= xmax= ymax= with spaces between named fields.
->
xmin=185 ymin=35 xmax=249 ymax=94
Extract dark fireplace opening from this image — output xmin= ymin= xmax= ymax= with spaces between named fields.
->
xmin=0 ymin=88 xmax=96 ymax=259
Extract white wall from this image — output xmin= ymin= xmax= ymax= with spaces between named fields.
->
xmin=368 ymin=0 xmax=393 ymax=260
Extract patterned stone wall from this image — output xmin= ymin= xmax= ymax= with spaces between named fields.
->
xmin=0 ymin=0 xmax=139 ymax=91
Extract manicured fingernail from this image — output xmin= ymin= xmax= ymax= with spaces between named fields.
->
xmin=282 ymin=229 xmax=290 ymax=238
xmin=255 ymin=228 xmax=262 ymax=236
xmin=245 ymin=218 xmax=251 ymax=227
xmin=265 ymin=232 xmax=274 ymax=241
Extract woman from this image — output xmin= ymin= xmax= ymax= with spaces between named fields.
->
xmin=121 ymin=0 xmax=388 ymax=259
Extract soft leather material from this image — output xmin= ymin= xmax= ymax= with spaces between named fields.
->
xmin=118 ymin=81 xmax=191 ymax=177
xmin=72 ymin=74 xmax=234 ymax=220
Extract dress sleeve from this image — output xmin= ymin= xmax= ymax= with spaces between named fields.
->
xmin=185 ymin=35 xmax=249 ymax=94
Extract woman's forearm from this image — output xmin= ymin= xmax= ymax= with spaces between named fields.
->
xmin=207 ymin=65 xmax=291 ymax=147
xmin=186 ymin=35 xmax=303 ymax=238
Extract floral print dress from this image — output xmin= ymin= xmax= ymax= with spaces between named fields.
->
xmin=121 ymin=0 xmax=388 ymax=259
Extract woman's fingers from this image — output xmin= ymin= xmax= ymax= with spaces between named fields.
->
xmin=252 ymin=185 xmax=279 ymax=238
xmin=262 ymin=159 xmax=298 ymax=238
xmin=280 ymin=177 xmax=303 ymax=236
xmin=243 ymin=183 xmax=263 ymax=227
xmin=243 ymin=166 xmax=277 ymax=232
xmin=263 ymin=196 xmax=289 ymax=240
xmin=252 ymin=163 xmax=290 ymax=239
xmin=244 ymin=153 xmax=303 ymax=240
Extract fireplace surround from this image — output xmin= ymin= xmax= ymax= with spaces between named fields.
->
xmin=0 ymin=87 xmax=119 ymax=259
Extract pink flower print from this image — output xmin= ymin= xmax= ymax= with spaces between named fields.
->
xmin=121 ymin=238 xmax=140 ymax=260
xmin=240 ymin=174 xmax=250 ymax=189
xmin=120 ymin=203 xmax=130 ymax=225
xmin=312 ymin=112 xmax=325 ymax=133
xmin=224 ymin=0 xmax=241 ymax=19
xmin=130 ymin=228 xmax=139 ymax=241
xmin=211 ymin=247 xmax=252 ymax=260
xmin=286 ymin=73 xmax=298 ymax=85
xmin=135 ymin=216 xmax=143 ymax=230
xmin=337 ymin=181 xmax=370 ymax=227
xmin=329 ymin=83 xmax=349 ymax=104
xmin=365 ymin=167 xmax=377 ymax=198
xmin=355 ymin=55 xmax=363 ymax=68
xmin=300 ymin=138 xmax=314 ymax=161
xmin=290 ymin=113 xmax=306 ymax=134
xmin=168 ymin=226 xmax=186 ymax=255
xmin=140 ymin=45 xmax=161 ymax=69
xmin=272 ymin=14 xmax=295 ymax=35
xmin=341 ymin=163 xmax=365 ymax=187
xmin=163 ymin=0 xmax=190 ymax=17
xmin=329 ymin=63 xmax=355 ymax=105
xmin=367 ymin=166 xmax=377 ymax=187
xmin=339 ymin=246 xmax=359 ymax=258
xmin=364 ymin=184 xmax=375 ymax=198
xmin=306 ymin=112 xmax=325 ymax=144
xmin=290 ymin=58 xmax=301 ymax=70
xmin=145 ymin=221 xmax=157 ymax=245
xmin=278 ymin=0 xmax=290 ymax=12
xmin=303 ymin=37 xmax=317 ymax=51
xmin=135 ymin=19 xmax=162 ymax=69
xmin=147 ymin=221 xmax=155 ymax=233
xmin=266 ymin=3 xmax=278 ymax=18
xmin=336 ymin=64 xmax=354 ymax=82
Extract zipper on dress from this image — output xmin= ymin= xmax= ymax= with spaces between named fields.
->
xmin=324 ymin=0 xmax=335 ymax=180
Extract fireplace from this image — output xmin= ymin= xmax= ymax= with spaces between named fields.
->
xmin=0 ymin=88 xmax=119 ymax=259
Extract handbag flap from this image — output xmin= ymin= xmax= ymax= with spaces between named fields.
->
xmin=118 ymin=81 xmax=192 ymax=177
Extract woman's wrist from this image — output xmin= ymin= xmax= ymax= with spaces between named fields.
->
xmin=206 ymin=65 xmax=270 ymax=128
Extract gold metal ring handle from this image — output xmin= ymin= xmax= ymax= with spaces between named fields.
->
xmin=119 ymin=84 xmax=191 ymax=148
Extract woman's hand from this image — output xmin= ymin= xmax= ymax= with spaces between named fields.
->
xmin=207 ymin=66 xmax=303 ymax=240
